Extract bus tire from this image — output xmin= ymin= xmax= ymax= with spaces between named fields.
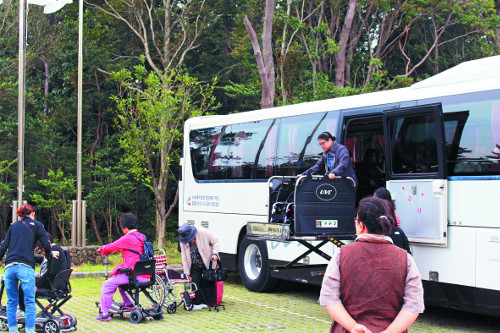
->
xmin=238 ymin=235 xmax=277 ymax=292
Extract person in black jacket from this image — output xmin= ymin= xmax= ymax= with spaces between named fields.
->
xmin=0 ymin=204 xmax=58 ymax=333
xmin=18 ymin=232 xmax=68 ymax=313
xmin=373 ymin=187 xmax=412 ymax=255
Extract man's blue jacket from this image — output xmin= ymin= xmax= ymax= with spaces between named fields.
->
xmin=303 ymin=141 xmax=358 ymax=184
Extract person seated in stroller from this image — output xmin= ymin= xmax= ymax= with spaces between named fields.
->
xmin=96 ymin=213 xmax=151 ymax=321
xmin=18 ymin=232 xmax=68 ymax=316
xmin=178 ymin=224 xmax=219 ymax=310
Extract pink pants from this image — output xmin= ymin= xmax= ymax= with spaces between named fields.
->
xmin=100 ymin=273 xmax=148 ymax=314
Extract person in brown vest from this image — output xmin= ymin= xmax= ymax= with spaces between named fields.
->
xmin=319 ymin=197 xmax=424 ymax=333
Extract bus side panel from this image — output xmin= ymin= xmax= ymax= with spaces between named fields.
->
xmin=224 ymin=182 xmax=269 ymax=216
xmin=476 ymin=227 xmax=500 ymax=291
xmin=448 ymin=179 xmax=500 ymax=228
xmin=412 ymin=226 xmax=476 ymax=287
xmin=182 ymin=210 xmax=228 ymax=256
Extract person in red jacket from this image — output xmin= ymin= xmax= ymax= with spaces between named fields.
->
xmin=96 ymin=213 xmax=150 ymax=321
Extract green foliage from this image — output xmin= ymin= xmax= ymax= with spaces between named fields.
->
xmin=30 ymin=169 xmax=75 ymax=244
xmin=112 ymin=66 xmax=219 ymax=186
xmin=112 ymin=65 xmax=219 ymax=245
xmin=0 ymin=159 xmax=15 ymax=205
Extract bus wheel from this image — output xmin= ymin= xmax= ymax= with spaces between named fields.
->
xmin=238 ymin=235 xmax=277 ymax=292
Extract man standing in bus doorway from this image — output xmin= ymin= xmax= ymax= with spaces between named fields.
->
xmin=299 ymin=131 xmax=358 ymax=184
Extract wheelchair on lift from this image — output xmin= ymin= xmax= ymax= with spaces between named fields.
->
xmin=247 ymin=175 xmax=357 ymax=283
xmin=96 ymin=259 xmax=164 ymax=324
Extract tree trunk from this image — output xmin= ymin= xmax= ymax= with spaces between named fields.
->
xmin=91 ymin=213 xmax=103 ymax=245
xmin=335 ymin=0 xmax=357 ymax=87
xmin=41 ymin=56 xmax=50 ymax=116
xmin=243 ymin=0 xmax=276 ymax=109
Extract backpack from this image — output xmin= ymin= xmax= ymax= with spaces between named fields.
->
xmin=126 ymin=233 xmax=155 ymax=261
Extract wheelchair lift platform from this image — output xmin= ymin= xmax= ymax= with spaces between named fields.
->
xmin=247 ymin=175 xmax=357 ymax=284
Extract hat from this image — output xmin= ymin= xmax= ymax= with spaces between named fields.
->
xmin=178 ymin=223 xmax=197 ymax=243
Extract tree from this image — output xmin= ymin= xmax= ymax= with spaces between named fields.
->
xmin=87 ymin=0 xmax=221 ymax=79
xmin=112 ymin=62 xmax=218 ymax=247
xmin=243 ymin=0 xmax=276 ymax=109
xmin=30 ymin=169 xmax=75 ymax=244
xmin=0 ymin=159 xmax=15 ymax=239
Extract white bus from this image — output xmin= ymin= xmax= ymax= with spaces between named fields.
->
xmin=179 ymin=55 xmax=500 ymax=316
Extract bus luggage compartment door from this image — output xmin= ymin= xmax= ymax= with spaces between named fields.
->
xmin=294 ymin=175 xmax=356 ymax=238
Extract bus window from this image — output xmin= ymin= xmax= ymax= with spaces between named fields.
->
xmin=189 ymin=126 xmax=227 ymax=180
xmin=444 ymin=97 xmax=500 ymax=175
xmin=190 ymin=126 xmax=222 ymax=180
xmin=226 ymin=120 xmax=275 ymax=180
xmin=276 ymin=113 xmax=326 ymax=176
xmin=254 ymin=120 xmax=277 ymax=179
xmin=388 ymin=114 xmax=439 ymax=175
xmin=443 ymin=111 xmax=469 ymax=176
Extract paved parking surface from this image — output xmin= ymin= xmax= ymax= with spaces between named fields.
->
xmin=29 ymin=276 xmax=500 ymax=332
xmin=64 ymin=278 xmax=331 ymax=332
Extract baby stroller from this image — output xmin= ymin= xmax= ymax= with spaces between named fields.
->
xmin=96 ymin=258 xmax=164 ymax=324
xmin=153 ymin=249 xmax=198 ymax=314
xmin=0 ymin=249 xmax=77 ymax=333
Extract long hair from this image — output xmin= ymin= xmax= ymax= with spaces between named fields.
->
xmin=357 ymin=197 xmax=394 ymax=235
xmin=16 ymin=204 xmax=34 ymax=218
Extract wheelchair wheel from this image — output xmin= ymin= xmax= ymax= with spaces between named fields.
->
xmin=129 ymin=309 xmax=143 ymax=324
xmin=147 ymin=274 xmax=167 ymax=307
xmin=43 ymin=319 xmax=60 ymax=333
xmin=166 ymin=302 xmax=177 ymax=314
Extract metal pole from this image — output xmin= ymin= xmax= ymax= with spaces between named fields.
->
xmin=76 ymin=0 xmax=84 ymax=246
xmin=17 ymin=0 xmax=26 ymax=204
xmin=81 ymin=201 xmax=86 ymax=246
xmin=71 ymin=200 xmax=77 ymax=246
xmin=12 ymin=201 xmax=18 ymax=224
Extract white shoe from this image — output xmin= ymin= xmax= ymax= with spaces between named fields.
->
xmin=191 ymin=304 xmax=205 ymax=311
xmin=200 ymin=304 xmax=208 ymax=309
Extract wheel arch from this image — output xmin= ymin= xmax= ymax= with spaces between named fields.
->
xmin=235 ymin=225 xmax=247 ymax=273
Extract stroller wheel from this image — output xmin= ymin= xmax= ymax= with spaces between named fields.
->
xmin=43 ymin=319 xmax=60 ymax=333
xmin=152 ymin=313 xmax=163 ymax=320
xmin=129 ymin=310 xmax=143 ymax=324
xmin=67 ymin=313 xmax=77 ymax=326
xmin=0 ymin=318 xmax=8 ymax=331
xmin=166 ymin=303 xmax=177 ymax=314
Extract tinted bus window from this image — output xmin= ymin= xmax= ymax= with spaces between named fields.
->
xmin=388 ymin=114 xmax=439 ymax=174
xmin=254 ymin=120 xmax=277 ymax=179
xmin=276 ymin=113 xmax=326 ymax=176
xmin=226 ymin=120 xmax=275 ymax=180
xmin=189 ymin=126 xmax=227 ymax=180
xmin=443 ymin=94 xmax=500 ymax=175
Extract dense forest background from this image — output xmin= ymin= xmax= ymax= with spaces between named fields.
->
xmin=0 ymin=0 xmax=499 ymax=246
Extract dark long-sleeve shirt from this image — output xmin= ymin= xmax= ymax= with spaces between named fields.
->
xmin=0 ymin=217 xmax=52 ymax=269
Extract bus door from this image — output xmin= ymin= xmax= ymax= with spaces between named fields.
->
xmin=383 ymin=103 xmax=448 ymax=246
